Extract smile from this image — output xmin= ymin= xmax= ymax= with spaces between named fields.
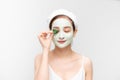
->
xmin=57 ymin=40 xmax=66 ymax=44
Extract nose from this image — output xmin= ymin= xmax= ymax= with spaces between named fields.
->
xmin=59 ymin=33 xmax=64 ymax=40
xmin=59 ymin=37 xmax=64 ymax=40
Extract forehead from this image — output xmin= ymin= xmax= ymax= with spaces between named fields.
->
xmin=52 ymin=17 xmax=72 ymax=27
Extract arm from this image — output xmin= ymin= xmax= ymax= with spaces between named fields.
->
xmin=85 ymin=57 xmax=93 ymax=80
xmin=34 ymin=49 xmax=49 ymax=80
xmin=34 ymin=31 xmax=53 ymax=80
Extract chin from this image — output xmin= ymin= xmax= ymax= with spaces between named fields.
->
xmin=55 ymin=44 xmax=72 ymax=49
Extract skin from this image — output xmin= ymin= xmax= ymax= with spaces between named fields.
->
xmin=52 ymin=18 xmax=74 ymax=48
xmin=34 ymin=16 xmax=93 ymax=80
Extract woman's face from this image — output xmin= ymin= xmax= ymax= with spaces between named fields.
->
xmin=51 ymin=17 xmax=74 ymax=48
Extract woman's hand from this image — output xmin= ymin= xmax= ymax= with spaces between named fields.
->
xmin=38 ymin=31 xmax=53 ymax=50
xmin=35 ymin=31 xmax=53 ymax=80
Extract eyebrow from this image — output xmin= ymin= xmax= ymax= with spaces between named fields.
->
xmin=53 ymin=26 xmax=71 ymax=28
xmin=64 ymin=26 xmax=71 ymax=28
xmin=52 ymin=26 xmax=59 ymax=29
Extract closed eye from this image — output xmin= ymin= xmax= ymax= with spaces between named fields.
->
xmin=64 ymin=27 xmax=71 ymax=33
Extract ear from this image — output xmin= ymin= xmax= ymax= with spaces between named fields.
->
xmin=73 ymin=29 xmax=78 ymax=37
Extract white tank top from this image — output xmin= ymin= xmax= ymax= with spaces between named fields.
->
xmin=49 ymin=56 xmax=85 ymax=80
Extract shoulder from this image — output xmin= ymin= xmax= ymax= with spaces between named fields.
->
xmin=83 ymin=56 xmax=92 ymax=66
xmin=74 ymin=53 xmax=92 ymax=67
xmin=83 ymin=56 xmax=93 ymax=73
xmin=76 ymin=54 xmax=92 ymax=67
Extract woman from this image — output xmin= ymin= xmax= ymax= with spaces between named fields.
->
xmin=34 ymin=9 xmax=93 ymax=80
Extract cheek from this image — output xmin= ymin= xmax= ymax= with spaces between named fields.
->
xmin=65 ymin=32 xmax=74 ymax=39
xmin=53 ymin=34 xmax=59 ymax=41
xmin=53 ymin=31 xmax=74 ymax=40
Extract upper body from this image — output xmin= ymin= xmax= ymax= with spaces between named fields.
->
xmin=34 ymin=9 xmax=93 ymax=80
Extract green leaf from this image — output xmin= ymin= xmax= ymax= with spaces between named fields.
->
xmin=53 ymin=29 xmax=59 ymax=35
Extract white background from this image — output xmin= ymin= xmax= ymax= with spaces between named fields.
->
xmin=0 ymin=0 xmax=120 ymax=80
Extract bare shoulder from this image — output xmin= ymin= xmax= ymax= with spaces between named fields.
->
xmin=74 ymin=55 xmax=93 ymax=79
xmin=83 ymin=56 xmax=93 ymax=73
xmin=84 ymin=56 xmax=92 ymax=66
xmin=75 ymin=53 xmax=92 ymax=66
xmin=74 ymin=53 xmax=93 ymax=69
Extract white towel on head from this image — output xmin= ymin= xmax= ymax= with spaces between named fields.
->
xmin=47 ymin=9 xmax=78 ymax=29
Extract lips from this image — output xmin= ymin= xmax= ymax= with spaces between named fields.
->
xmin=57 ymin=40 xmax=66 ymax=44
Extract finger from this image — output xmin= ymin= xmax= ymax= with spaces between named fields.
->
xmin=48 ymin=31 xmax=53 ymax=35
xmin=38 ymin=33 xmax=46 ymax=40
xmin=48 ymin=32 xmax=54 ymax=39
xmin=50 ymin=30 xmax=53 ymax=34
xmin=39 ymin=31 xmax=52 ymax=39
xmin=42 ymin=32 xmax=47 ymax=38
xmin=38 ymin=32 xmax=43 ymax=37
xmin=43 ymin=31 xmax=51 ymax=38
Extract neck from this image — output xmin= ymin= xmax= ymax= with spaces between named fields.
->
xmin=52 ymin=45 xmax=74 ymax=58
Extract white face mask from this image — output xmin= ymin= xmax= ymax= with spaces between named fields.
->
xmin=52 ymin=18 xmax=74 ymax=48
